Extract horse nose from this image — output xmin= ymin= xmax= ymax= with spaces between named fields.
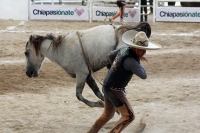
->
xmin=26 ymin=70 xmax=34 ymax=78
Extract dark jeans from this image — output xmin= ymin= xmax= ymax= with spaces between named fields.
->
xmin=168 ymin=2 xmax=175 ymax=6
xmin=103 ymin=86 xmax=124 ymax=108
xmin=117 ymin=1 xmax=126 ymax=7
xmin=149 ymin=0 xmax=153 ymax=13
xmin=141 ymin=0 xmax=147 ymax=22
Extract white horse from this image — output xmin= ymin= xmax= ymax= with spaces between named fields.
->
xmin=25 ymin=23 xmax=151 ymax=108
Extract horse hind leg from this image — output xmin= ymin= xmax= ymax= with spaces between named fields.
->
xmin=86 ymin=73 xmax=104 ymax=101
xmin=76 ymin=74 xmax=104 ymax=108
xmin=86 ymin=74 xmax=121 ymax=115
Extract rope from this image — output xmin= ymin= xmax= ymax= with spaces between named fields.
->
xmin=76 ymin=31 xmax=103 ymax=85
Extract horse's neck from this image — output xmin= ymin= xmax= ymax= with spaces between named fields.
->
xmin=40 ymin=39 xmax=59 ymax=62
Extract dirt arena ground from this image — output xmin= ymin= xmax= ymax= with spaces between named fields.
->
xmin=0 ymin=19 xmax=200 ymax=133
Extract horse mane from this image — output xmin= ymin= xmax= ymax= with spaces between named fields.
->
xmin=32 ymin=33 xmax=65 ymax=56
xmin=115 ymin=22 xmax=152 ymax=44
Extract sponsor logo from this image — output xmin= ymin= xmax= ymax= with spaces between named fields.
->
xmin=96 ymin=10 xmax=117 ymax=17
xmin=128 ymin=10 xmax=137 ymax=18
xmin=95 ymin=10 xmax=128 ymax=17
xmin=33 ymin=9 xmax=74 ymax=16
xmin=160 ymin=11 xmax=200 ymax=18
xmin=74 ymin=8 xmax=85 ymax=16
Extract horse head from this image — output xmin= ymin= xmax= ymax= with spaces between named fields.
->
xmin=25 ymin=35 xmax=45 ymax=78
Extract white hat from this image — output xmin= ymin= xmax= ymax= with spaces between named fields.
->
xmin=122 ymin=30 xmax=162 ymax=50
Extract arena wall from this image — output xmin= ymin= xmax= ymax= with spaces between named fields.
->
xmin=2 ymin=0 xmax=199 ymax=22
xmin=154 ymin=0 xmax=200 ymax=22
xmin=0 ymin=0 xmax=28 ymax=21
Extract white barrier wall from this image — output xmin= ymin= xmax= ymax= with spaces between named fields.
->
xmin=154 ymin=0 xmax=200 ymax=22
xmin=29 ymin=1 xmax=141 ymax=22
xmin=0 ymin=0 xmax=140 ymax=22
xmin=29 ymin=5 xmax=89 ymax=20
xmin=2 ymin=0 xmax=199 ymax=22
xmin=0 ymin=0 xmax=28 ymax=21
xmin=92 ymin=7 xmax=140 ymax=22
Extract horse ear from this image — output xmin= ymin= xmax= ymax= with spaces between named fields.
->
xmin=29 ymin=35 xmax=35 ymax=43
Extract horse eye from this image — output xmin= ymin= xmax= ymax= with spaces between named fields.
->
xmin=24 ymin=51 xmax=29 ymax=56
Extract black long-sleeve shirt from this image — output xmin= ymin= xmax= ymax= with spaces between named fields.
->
xmin=108 ymin=48 xmax=147 ymax=79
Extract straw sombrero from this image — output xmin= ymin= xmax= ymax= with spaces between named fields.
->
xmin=122 ymin=30 xmax=162 ymax=50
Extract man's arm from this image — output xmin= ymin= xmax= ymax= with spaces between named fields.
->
xmin=123 ymin=57 xmax=147 ymax=79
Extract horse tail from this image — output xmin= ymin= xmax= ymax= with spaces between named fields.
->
xmin=115 ymin=22 xmax=151 ymax=39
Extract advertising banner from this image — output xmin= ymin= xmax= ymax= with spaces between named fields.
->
xmin=92 ymin=7 xmax=140 ymax=22
xmin=156 ymin=7 xmax=200 ymax=22
xmin=29 ymin=5 xmax=89 ymax=20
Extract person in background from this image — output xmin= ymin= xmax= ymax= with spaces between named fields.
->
xmin=141 ymin=0 xmax=147 ymax=22
xmin=87 ymin=30 xmax=162 ymax=133
xmin=109 ymin=0 xmax=126 ymax=25
xmin=127 ymin=0 xmax=135 ymax=5
xmin=149 ymin=0 xmax=153 ymax=13
xmin=168 ymin=2 xmax=176 ymax=6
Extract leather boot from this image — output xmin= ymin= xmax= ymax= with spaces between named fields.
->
xmin=87 ymin=101 xmax=115 ymax=133
xmin=108 ymin=104 xmax=135 ymax=133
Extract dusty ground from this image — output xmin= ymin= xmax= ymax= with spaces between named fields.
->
xmin=0 ymin=19 xmax=200 ymax=133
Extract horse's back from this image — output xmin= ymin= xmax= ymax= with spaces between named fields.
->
xmin=59 ymin=25 xmax=117 ymax=73
xmin=79 ymin=25 xmax=117 ymax=71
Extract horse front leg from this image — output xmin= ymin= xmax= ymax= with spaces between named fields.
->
xmin=86 ymin=73 xmax=104 ymax=101
xmin=76 ymin=75 xmax=104 ymax=108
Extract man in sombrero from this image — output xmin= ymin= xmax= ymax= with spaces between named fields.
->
xmin=87 ymin=30 xmax=162 ymax=133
